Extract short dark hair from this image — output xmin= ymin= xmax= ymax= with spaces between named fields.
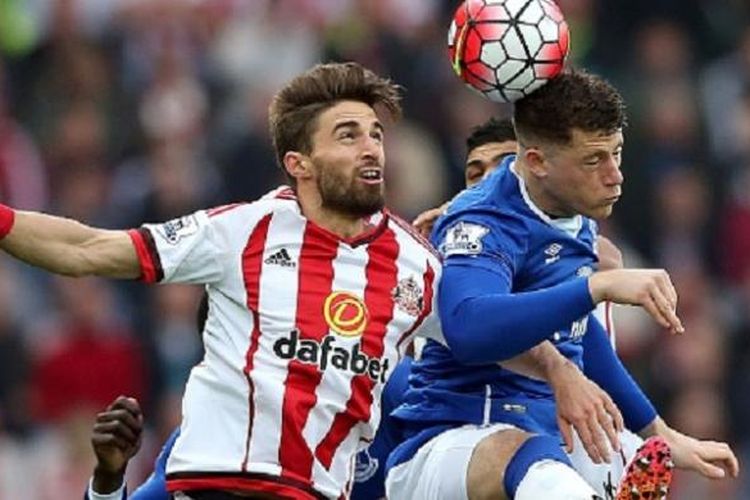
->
xmin=268 ymin=62 xmax=402 ymax=185
xmin=513 ymin=68 xmax=626 ymax=145
xmin=465 ymin=117 xmax=517 ymax=154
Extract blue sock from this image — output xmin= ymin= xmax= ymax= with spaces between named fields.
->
xmin=503 ymin=434 xmax=573 ymax=499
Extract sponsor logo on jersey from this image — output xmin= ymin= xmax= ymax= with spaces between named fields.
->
xmin=441 ymin=221 xmax=489 ymax=256
xmin=570 ymin=316 xmax=588 ymax=341
xmin=264 ymin=248 xmax=296 ymax=268
xmin=324 ymin=291 xmax=369 ymax=337
xmin=273 ymin=329 xmax=389 ymax=383
xmin=544 ymin=243 xmax=563 ymax=264
xmin=156 ymin=215 xmax=199 ymax=245
xmin=392 ymin=276 xmax=424 ymax=317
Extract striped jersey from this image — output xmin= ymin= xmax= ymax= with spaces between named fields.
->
xmin=127 ymin=186 xmax=442 ymax=499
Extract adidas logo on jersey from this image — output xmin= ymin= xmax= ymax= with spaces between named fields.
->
xmin=264 ymin=248 xmax=296 ymax=268
xmin=273 ymin=330 xmax=389 ymax=383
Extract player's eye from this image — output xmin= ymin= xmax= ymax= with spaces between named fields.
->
xmin=584 ymin=157 xmax=600 ymax=167
xmin=339 ymin=131 xmax=356 ymax=141
xmin=371 ymin=130 xmax=384 ymax=142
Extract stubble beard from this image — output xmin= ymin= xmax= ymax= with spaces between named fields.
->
xmin=317 ymin=166 xmax=385 ymax=218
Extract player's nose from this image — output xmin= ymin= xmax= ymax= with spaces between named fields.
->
xmin=602 ymin=158 xmax=623 ymax=186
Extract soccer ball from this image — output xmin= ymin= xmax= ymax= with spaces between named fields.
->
xmin=448 ymin=0 xmax=570 ymax=103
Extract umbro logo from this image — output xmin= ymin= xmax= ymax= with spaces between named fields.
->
xmin=544 ymin=243 xmax=562 ymax=265
xmin=264 ymin=248 xmax=296 ymax=268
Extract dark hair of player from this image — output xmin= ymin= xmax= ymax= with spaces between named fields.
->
xmin=465 ymin=117 xmax=517 ymax=156
xmin=268 ymin=62 xmax=402 ymax=186
xmin=513 ymin=68 xmax=627 ymax=146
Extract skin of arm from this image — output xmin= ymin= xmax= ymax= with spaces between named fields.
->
xmin=0 ymin=211 xmax=140 ymax=279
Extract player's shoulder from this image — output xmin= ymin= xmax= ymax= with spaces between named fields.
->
xmin=205 ymin=186 xmax=299 ymax=221
xmin=387 ymin=210 xmax=441 ymax=261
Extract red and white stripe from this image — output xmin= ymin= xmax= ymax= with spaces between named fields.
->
xmin=135 ymin=193 xmax=441 ymax=499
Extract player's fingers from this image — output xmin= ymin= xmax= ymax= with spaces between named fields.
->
xmin=109 ymin=396 xmax=142 ymax=418
xmin=558 ymin=417 xmax=574 ymax=453
xmin=602 ymin=396 xmax=625 ymax=435
xmin=93 ymin=419 xmax=140 ymax=443
xmin=91 ymin=433 xmax=133 ymax=451
xmin=654 ymin=291 xmax=683 ymax=333
xmin=574 ymin=421 xmax=602 ymax=464
xmin=656 ymin=270 xmax=678 ymax=308
xmin=641 ymin=295 xmax=671 ymax=330
xmin=596 ymin=404 xmax=621 ymax=454
xmin=700 ymin=442 xmax=740 ymax=478
xmin=588 ymin=418 xmax=612 ymax=464
xmin=97 ymin=407 xmax=142 ymax=429
xmin=696 ymin=459 xmax=727 ymax=480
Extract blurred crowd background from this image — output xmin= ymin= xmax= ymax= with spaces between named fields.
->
xmin=0 ymin=0 xmax=749 ymax=498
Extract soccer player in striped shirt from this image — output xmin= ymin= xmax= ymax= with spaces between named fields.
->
xmin=0 ymin=62 xmax=443 ymax=499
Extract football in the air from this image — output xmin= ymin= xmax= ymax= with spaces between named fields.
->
xmin=448 ymin=0 xmax=570 ymax=103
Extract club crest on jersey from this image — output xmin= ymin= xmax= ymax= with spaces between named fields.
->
xmin=156 ymin=215 xmax=199 ymax=245
xmin=354 ymin=448 xmax=379 ymax=483
xmin=441 ymin=222 xmax=489 ymax=257
xmin=324 ymin=291 xmax=369 ymax=337
xmin=392 ymin=276 xmax=424 ymax=317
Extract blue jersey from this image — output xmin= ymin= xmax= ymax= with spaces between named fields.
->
xmin=86 ymin=358 xmax=412 ymax=500
xmin=392 ymin=157 xmax=599 ymax=440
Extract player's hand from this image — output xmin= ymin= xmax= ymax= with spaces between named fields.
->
xmin=588 ymin=269 xmax=684 ymax=335
xmin=412 ymin=204 xmax=448 ymax=238
xmin=549 ymin=360 xmax=624 ymax=464
xmin=662 ymin=427 xmax=739 ymax=480
xmin=91 ymin=396 xmax=143 ymax=492
xmin=595 ymin=235 xmax=623 ymax=271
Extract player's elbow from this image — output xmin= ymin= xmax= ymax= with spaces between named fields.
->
xmin=442 ymin=313 xmax=490 ymax=365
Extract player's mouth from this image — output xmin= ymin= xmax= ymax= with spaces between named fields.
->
xmin=603 ymin=195 xmax=620 ymax=205
xmin=358 ymin=167 xmax=383 ymax=185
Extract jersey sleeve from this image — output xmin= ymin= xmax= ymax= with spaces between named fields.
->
xmin=128 ymin=210 xmax=226 ymax=285
xmin=432 ymin=208 xmax=528 ymax=279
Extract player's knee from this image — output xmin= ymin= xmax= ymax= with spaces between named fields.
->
xmin=468 ymin=431 xmax=577 ymax=500
xmin=467 ymin=428 xmax=533 ymax=500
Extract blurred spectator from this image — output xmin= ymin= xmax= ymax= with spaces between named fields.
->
xmin=31 ymin=277 xmax=146 ymax=423
xmin=0 ymin=1 xmax=747 ymax=497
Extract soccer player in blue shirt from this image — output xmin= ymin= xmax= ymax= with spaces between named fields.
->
xmin=386 ymin=69 xmax=739 ymax=500
xmin=84 ymin=117 xmax=628 ymax=500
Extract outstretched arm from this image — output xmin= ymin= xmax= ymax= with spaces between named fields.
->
xmin=0 ymin=206 xmax=139 ymax=279
xmin=639 ymin=417 xmax=739 ymax=480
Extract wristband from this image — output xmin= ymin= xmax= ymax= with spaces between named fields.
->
xmin=0 ymin=204 xmax=15 ymax=239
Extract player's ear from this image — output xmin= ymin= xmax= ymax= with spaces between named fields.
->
xmin=283 ymin=151 xmax=313 ymax=181
xmin=523 ymin=147 xmax=549 ymax=179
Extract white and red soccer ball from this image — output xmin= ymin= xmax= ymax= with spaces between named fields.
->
xmin=448 ymin=0 xmax=570 ymax=103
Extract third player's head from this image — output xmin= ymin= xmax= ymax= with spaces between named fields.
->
xmin=513 ymin=68 xmax=626 ymax=219
xmin=465 ymin=117 xmax=518 ymax=187
xmin=269 ymin=62 xmax=402 ymax=218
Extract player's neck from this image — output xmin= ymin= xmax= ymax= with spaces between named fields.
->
xmin=298 ymin=196 xmax=369 ymax=239
xmin=516 ymin=161 xmax=574 ymax=219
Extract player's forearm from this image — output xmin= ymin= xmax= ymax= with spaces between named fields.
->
xmin=582 ymin=316 xmax=657 ymax=432
xmin=637 ymin=416 xmax=671 ymax=440
xmin=1 ymin=210 xmax=140 ymax=278
xmin=440 ymin=265 xmax=595 ymax=364
xmin=498 ymin=340 xmax=569 ymax=381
